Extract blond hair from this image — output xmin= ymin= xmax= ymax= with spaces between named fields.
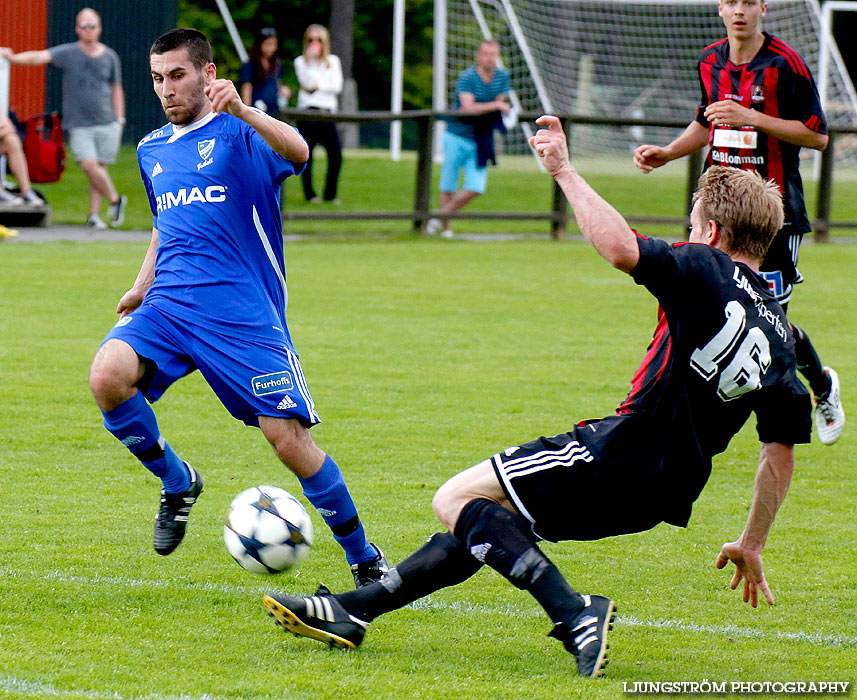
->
xmin=693 ymin=166 xmax=784 ymax=261
xmin=303 ymin=24 xmax=331 ymax=68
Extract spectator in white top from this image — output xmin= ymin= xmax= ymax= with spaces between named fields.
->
xmin=294 ymin=25 xmax=343 ymax=204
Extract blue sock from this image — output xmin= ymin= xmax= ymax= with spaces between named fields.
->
xmin=299 ymin=454 xmax=376 ymax=565
xmin=101 ymin=392 xmax=190 ymax=494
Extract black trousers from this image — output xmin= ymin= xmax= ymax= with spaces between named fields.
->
xmin=296 ymin=117 xmax=343 ymax=201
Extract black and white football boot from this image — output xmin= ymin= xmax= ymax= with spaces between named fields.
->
xmin=264 ymin=584 xmax=369 ymax=650
xmin=350 ymin=544 xmax=390 ymax=588
xmin=548 ymin=594 xmax=616 ymax=677
xmin=153 ymin=463 xmax=203 ymax=555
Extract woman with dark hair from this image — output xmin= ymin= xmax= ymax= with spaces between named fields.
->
xmin=240 ymin=28 xmax=291 ymax=114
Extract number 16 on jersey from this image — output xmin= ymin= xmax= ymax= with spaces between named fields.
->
xmin=691 ymin=300 xmax=772 ymax=401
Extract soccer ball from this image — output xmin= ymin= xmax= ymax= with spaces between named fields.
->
xmin=224 ymin=485 xmax=313 ymax=574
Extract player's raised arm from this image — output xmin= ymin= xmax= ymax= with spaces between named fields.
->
xmin=205 ymin=78 xmax=309 ymax=164
xmin=715 ymin=441 xmax=795 ymax=607
xmin=530 ymin=115 xmax=639 ymax=273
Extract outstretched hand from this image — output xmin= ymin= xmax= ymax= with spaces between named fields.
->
xmin=632 ymin=144 xmax=670 ymax=173
xmin=205 ymin=79 xmax=244 ymax=118
xmin=528 ymin=115 xmax=571 ymax=176
xmin=715 ymin=540 xmax=774 ymax=608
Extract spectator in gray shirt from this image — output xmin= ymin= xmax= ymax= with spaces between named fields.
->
xmin=2 ymin=7 xmax=128 ymax=229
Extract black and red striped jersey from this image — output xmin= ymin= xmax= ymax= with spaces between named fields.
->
xmin=575 ymin=236 xmax=811 ymax=527
xmin=694 ymin=32 xmax=826 ymax=234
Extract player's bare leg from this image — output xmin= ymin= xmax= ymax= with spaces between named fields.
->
xmin=258 ymin=416 xmax=326 ymax=478
xmin=89 ymin=338 xmax=146 ymax=411
xmin=259 ymin=416 xmax=387 ymax=584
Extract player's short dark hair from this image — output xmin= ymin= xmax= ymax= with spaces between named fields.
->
xmin=150 ymin=28 xmax=213 ymax=70
xmin=693 ymin=166 xmax=784 ymax=261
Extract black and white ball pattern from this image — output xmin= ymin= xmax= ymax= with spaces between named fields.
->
xmin=224 ymin=485 xmax=313 ymax=574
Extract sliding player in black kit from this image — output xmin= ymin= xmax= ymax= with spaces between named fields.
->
xmin=262 ymin=116 xmax=811 ymax=678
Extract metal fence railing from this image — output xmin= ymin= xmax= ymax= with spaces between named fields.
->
xmin=278 ymin=108 xmax=857 ymax=242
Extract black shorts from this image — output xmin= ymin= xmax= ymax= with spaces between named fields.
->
xmin=759 ymin=227 xmax=804 ymax=305
xmin=491 ymin=428 xmax=667 ymax=543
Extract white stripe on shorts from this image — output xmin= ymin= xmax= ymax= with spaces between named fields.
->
xmin=788 ymin=233 xmax=800 ymax=269
xmin=501 ymin=440 xmax=593 ymax=478
xmin=492 ymin=440 xmax=593 ymax=525
xmin=286 ymin=349 xmax=320 ymax=423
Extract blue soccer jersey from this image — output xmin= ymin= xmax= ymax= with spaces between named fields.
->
xmin=136 ymin=111 xmax=302 ymax=344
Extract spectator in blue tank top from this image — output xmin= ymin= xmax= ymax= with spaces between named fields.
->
xmin=426 ymin=40 xmax=511 ymax=238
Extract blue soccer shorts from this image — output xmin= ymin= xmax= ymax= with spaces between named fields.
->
xmin=439 ymin=130 xmax=488 ymax=194
xmin=102 ymin=303 xmax=321 ymax=428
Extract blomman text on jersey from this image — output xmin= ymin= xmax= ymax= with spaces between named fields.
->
xmin=711 ymin=151 xmax=765 ymax=166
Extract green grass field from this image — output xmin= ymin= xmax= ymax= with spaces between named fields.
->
xmin=21 ymin=144 xmax=857 ymax=238
xmin=1 ymin=237 xmax=855 ymax=699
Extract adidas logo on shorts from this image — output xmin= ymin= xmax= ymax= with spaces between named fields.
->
xmin=277 ymin=396 xmax=298 ymax=410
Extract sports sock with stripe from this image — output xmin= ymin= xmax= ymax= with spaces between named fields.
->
xmin=336 ymin=531 xmax=483 ymax=621
xmin=299 ymin=454 xmax=376 ymax=565
xmin=454 ymin=498 xmax=585 ymax=624
xmin=101 ymin=391 xmax=190 ymax=493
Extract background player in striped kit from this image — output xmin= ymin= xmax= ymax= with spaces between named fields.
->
xmin=88 ymin=28 xmax=387 ymax=587
xmin=633 ymin=0 xmax=844 ymax=445
xmin=263 ymin=117 xmax=810 ymax=677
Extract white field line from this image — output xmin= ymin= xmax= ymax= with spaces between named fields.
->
xmin=0 ymin=674 xmax=228 ymax=700
xmin=3 ymin=567 xmax=856 ymax=650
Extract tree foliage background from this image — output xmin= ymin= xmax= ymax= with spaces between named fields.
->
xmin=178 ymin=0 xmax=433 ymax=111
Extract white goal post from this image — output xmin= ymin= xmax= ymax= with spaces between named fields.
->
xmin=435 ymin=0 xmax=857 ymax=172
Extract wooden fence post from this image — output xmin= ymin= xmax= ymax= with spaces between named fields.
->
xmin=684 ymin=149 xmax=704 ymax=239
xmin=815 ymin=132 xmax=835 ymax=243
xmin=413 ymin=115 xmax=434 ymax=232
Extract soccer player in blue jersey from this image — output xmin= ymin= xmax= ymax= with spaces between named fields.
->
xmin=426 ymin=39 xmax=511 ymax=237
xmin=263 ymin=118 xmax=810 ymax=676
xmin=88 ymin=28 xmax=387 ymax=587
xmin=633 ymin=0 xmax=844 ymax=445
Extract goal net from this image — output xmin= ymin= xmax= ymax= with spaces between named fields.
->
xmin=438 ymin=0 xmax=857 ymax=172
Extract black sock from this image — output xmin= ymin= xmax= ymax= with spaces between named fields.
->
xmin=454 ymin=498 xmax=585 ymax=624
xmin=793 ymin=324 xmax=831 ymax=397
xmin=336 ymin=531 xmax=483 ymax=621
